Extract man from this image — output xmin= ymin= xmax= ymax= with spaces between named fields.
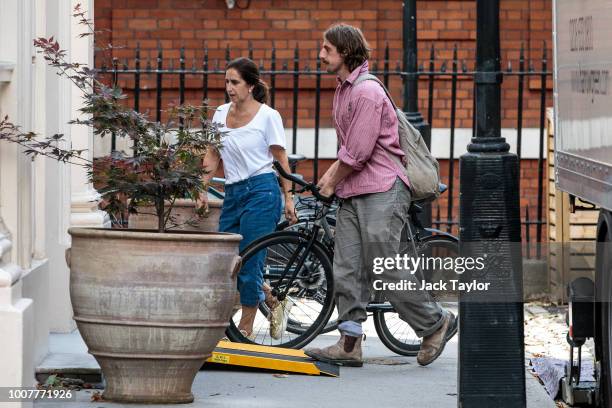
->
xmin=305 ymin=24 xmax=456 ymax=367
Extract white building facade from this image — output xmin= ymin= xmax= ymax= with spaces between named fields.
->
xmin=0 ymin=1 xmax=106 ymax=405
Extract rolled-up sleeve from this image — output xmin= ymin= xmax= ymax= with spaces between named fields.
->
xmin=337 ymin=96 xmax=383 ymax=172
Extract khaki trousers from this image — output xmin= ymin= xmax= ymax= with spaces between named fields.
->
xmin=334 ymin=178 xmax=445 ymax=337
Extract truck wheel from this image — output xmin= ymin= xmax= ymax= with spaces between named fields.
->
xmin=596 ymin=211 xmax=612 ymax=407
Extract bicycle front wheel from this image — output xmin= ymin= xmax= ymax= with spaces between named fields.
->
xmin=373 ymin=235 xmax=459 ymax=356
xmin=225 ymin=231 xmax=335 ymax=349
xmin=276 ymin=220 xmax=339 ymax=335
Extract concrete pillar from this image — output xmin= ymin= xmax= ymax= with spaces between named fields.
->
xmin=0 ymin=0 xmax=42 ymax=405
xmin=69 ymin=0 xmax=110 ymax=229
xmin=44 ymin=0 xmax=109 ymax=333
xmin=42 ymin=0 xmax=75 ymax=333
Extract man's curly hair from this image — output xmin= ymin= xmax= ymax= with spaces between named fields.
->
xmin=324 ymin=24 xmax=371 ymax=73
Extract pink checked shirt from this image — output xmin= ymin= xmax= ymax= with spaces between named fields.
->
xmin=333 ymin=61 xmax=410 ymax=199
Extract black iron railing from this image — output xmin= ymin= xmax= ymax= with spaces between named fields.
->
xmin=97 ymin=42 xmax=551 ymax=250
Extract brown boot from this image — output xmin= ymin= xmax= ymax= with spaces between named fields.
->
xmin=304 ymin=333 xmax=363 ymax=367
xmin=417 ymin=311 xmax=456 ymax=366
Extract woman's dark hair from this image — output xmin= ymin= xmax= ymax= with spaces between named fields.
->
xmin=324 ymin=24 xmax=371 ymax=73
xmin=225 ymin=57 xmax=269 ymax=104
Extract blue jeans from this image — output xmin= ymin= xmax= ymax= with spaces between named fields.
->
xmin=219 ymin=172 xmax=282 ymax=306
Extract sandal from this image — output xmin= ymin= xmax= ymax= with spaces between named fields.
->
xmin=220 ymin=329 xmax=256 ymax=342
xmin=269 ymin=297 xmax=295 ymax=339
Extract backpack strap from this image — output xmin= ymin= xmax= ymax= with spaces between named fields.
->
xmin=352 ymin=73 xmax=407 ymax=169
xmin=353 ymin=73 xmax=398 ymax=110
xmin=353 ymin=73 xmax=407 ymax=173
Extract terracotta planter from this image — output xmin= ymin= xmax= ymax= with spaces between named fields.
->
xmin=128 ymin=199 xmax=223 ymax=232
xmin=67 ymin=227 xmax=241 ymax=403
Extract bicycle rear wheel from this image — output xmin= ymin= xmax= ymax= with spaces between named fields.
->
xmin=225 ymin=231 xmax=335 ymax=349
xmin=373 ymin=235 xmax=459 ymax=356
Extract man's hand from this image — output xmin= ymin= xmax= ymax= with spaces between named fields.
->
xmin=317 ymin=181 xmax=335 ymax=199
xmin=284 ymin=198 xmax=298 ymax=225
xmin=316 ymin=160 xmax=351 ymax=200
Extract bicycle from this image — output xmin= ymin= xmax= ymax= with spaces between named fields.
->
xmin=225 ymin=161 xmax=460 ymax=354
xmin=207 ymin=156 xmax=337 ymax=238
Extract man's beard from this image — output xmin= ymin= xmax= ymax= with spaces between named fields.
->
xmin=323 ymin=61 xmax=338 ymax=74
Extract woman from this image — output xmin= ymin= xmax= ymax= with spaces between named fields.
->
xmin=197 ymin=57 xmax=297 ymax=340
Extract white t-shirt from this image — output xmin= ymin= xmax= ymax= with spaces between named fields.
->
xmin=212 ymin=103 xmax=286 ymax=185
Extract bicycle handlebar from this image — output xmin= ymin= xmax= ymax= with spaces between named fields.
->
xmin=273 ymin=160 xmax=334 ymax=204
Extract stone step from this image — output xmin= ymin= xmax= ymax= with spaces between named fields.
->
xmin=36 ymin=352 xmax=101 ymax=384
xmin=35 ymin=330 xmax=102 ymax=384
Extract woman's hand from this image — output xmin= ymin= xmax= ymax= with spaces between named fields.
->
xmin=284 ymin=197 xmax=298 ymax=225
xmin=195 ymin=191 xmax=209 ymax=216
xmin=269 ymin=145 xmax=299 ymax=225
xmin=197 ymin=148 xmax=220 ymax=217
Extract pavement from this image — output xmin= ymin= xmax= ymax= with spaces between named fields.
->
xmin=36 ymin=316 xmax=556 ymax=408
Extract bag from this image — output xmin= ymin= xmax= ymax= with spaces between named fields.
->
xmin=353 ymin=74 xmax=441 ymax=201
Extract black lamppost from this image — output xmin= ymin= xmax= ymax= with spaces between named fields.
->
xmin=403 ymin=0 xmax=431 ymax=228
xmin=458 ymin=0 xmax=526 ymax=406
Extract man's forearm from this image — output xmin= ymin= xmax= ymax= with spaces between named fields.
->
xmin=326 ymin=160 xmax=353 ymax=189
xmin=319 ymin=160 xmax=340 ymax=185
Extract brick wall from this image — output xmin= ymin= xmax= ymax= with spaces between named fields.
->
xmin=94 ymin=0 xmax=553 ymax=129
xmin=93 ymin=0 xmax=551 ymax=235
xmin=288 ymin=157 xmax=546 ymax=240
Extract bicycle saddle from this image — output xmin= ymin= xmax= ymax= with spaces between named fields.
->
xmin=288 ymin=154 xmax=306 ymax=164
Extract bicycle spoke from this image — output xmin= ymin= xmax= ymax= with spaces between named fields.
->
xmin=227 ymin=232 xmax=335 ymax=349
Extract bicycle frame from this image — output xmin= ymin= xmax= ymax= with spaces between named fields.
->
xmin=265 ymin=161 xmax=458 ymax=313
xmin=268 ymin=201 xmax=335 ymax=301
xmin=271 ymin=199 xmax=458 ymax=311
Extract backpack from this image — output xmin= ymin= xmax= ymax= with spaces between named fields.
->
xmin=353 ymin=74 xmax=441 ymax=201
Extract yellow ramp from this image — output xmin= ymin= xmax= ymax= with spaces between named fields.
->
xmin=204 ymin=340 xmax=339 ymax=377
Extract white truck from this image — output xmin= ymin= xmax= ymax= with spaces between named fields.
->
xmin=554 ymin=0 xmax=612 ymax=406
